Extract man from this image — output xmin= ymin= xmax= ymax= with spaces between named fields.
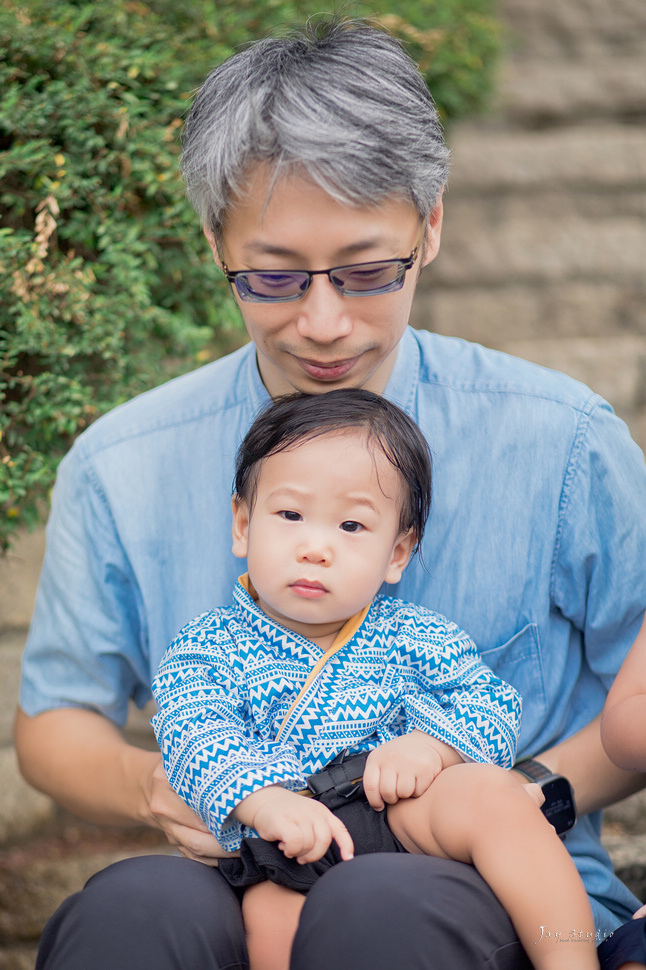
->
xmin=15 ymin=18 xmax=646 ymax=970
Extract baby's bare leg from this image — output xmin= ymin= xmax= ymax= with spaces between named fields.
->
xmin=242 ymin=882 xmax=306 ymax=970
xmin=387 ymin=762 xmax=599 ymax=970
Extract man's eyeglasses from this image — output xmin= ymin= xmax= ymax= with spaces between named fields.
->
xmin=219 ymin=226 xmax=426 ymax=303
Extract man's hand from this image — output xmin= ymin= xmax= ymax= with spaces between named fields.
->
xmin=14 ymin=707 xmax=235 ymax=865
xmin=233 ymin=786 xmax=354 ymax=864
xmin=363 ymin=730 xmax=463 ymax=811
xmin=532 ymin=713 xmax=646 ymax=816
xmin=148 ymin=758 xmax=238 ymax=865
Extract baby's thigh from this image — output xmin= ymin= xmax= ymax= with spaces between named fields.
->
xmin=243 ymin=882 xmax=306 ymax=970
xmin=387 ymin=762 xmax=521 ymax=863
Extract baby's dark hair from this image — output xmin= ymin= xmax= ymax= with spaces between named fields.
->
xmin=234 ymin=389 xmax=432 ymax=551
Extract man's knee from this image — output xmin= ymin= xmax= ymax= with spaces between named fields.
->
xmin=82 ymin=855 xmax=228 ymax=916
xmin=36 ymin=855 xmax=247 ymax=970
xmin=291 ymin=854 xmax=532 ymax=970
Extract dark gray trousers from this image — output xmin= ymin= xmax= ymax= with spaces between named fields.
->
xmin=35 ymin=853 xmax=641 ymax=969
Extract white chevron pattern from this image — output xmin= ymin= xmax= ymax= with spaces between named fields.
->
xmin=151 ymin=582 xmax=521 ymax=850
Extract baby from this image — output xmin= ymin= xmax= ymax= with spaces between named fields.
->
xmin=152 ymin=388 xmax=599 ymax=970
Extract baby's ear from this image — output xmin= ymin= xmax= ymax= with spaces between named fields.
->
xmin=384 ymin=530 xmax=416 ymax=585
xmin=231 ymin=495 xmax=250 ymax=559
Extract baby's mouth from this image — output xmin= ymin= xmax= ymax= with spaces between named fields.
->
xmin=289 ymin=580 xmax=328 ymax=599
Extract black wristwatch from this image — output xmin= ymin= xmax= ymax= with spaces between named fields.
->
xmin=513 ymin=759 xmax=577 ymax=837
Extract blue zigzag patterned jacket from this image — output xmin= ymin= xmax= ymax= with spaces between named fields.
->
xmin=152 ymin=579 xmax=522 ymax=851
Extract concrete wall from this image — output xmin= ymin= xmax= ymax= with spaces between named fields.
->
xmin=0 ymin=530 xmax=53 ymax=843
xmin=410 ymin=0 xmax=646 ymax=449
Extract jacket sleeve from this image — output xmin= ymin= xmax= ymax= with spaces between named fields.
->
xmin=387 ymin=605 xmax=521 ymax=767
xmin=151 ymin=611 xmax=306 ymax=850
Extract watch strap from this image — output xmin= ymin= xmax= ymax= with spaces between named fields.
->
xmin=513 ymin=759 xmax=556 ymax=784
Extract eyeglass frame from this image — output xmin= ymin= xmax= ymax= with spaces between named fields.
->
xmin=217 ymin=224 xmax=427 ymax=303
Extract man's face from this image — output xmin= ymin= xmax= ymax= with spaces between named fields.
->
xmin=206 ymin=166 xmax=443 ymax=397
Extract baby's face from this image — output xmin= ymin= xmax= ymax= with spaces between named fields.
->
xmin=232 ymin=431 xmax=414 ymax=645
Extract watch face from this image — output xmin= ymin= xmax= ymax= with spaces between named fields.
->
xmin=541 ymin=777 xmax=576 ymax=836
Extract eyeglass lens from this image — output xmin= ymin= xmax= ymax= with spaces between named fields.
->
xmin=236 ymin=260 xmax=407 ymax=302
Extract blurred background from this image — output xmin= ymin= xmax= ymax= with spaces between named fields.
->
xmin=413 ymin=0 xmax=646 ymax=452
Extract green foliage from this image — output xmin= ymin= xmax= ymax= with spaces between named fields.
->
xmin=0 ymin=0 xmax=501 ymax=552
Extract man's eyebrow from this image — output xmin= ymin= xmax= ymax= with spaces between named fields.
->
xmin=240 ymin=238 xmax=391 ymax=261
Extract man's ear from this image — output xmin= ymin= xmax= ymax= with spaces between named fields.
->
xmin=231 ymin=496 xmax=250 ymax=559
xmin=203 ymin=223 xmax=223 ymax=271
xmin=384 ymin=531 xmax=416 ymax=585
xmin=420 ymin=193 xmax=444 ymax=269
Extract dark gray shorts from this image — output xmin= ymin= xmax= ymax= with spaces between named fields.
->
xmin=217 ymin=785 xmax=407 ymax=893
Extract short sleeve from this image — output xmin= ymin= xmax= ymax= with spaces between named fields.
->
xmin=552 ymin=399 xmax=646 ymax=685
xmin=19 ymin=440 xmax=150 ymax=725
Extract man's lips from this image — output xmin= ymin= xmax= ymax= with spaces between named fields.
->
xmin=294 ymin=356 xmax=361 ymax=381
xmin=290 ymin=580 xmax=329 ymax=599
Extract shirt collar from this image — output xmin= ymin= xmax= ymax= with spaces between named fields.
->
xmin=383 ymin=327 xmax=421 ymax=415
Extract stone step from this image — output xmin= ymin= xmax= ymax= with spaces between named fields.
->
xmin=0 ymin=749 xmax=54 ymax=847
xmin=411 ymin=280 xmax=646 ymax=344
xmin=445 ymin=124 xmax=646 ymax=195
xmin=0 ymin=822 xmax=173 ymax=970
xmin=425 ymin=204 xmax=646 ymax=288
xmin=0 ymin=633 xmax=25 ymax=749
xmin=0 ymin=531 xmax=44 ymax=633
xmin=502 ymin=0 xmax=646 ymax=58
xmin=496 ymin=57 xmax=646 ymax=125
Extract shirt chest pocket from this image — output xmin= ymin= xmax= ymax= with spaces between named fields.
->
xmin=478 ymin=623 xmax=546 ymax=742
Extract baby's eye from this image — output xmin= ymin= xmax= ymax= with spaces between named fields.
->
xmin=340 ymin=520 xmax=363 ymax=533
xmin=278 ymin=510 xmax=302 ymax=522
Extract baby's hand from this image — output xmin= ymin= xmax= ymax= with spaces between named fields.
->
xmin=235 ymin=786 xmax=354 ymax=864
xmin=363 ymin=731 xmax=462 ymax=811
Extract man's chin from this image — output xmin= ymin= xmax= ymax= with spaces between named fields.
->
xmin=258 ymin=355 xmax=373 ymax=396
xmin=290 ymin=371 xmax=372 ymax=396
xmin=256 ymin=345 xmax=398 ymax=397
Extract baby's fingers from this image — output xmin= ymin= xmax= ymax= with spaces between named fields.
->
xmin=394 ymin=771 xmax=417 ymax=800
xmin=329 ymin=814 xmax=354 ymax=861
xmin=375 ymin=765 xmax=400 ymax=805
xmin=294 ymin=817 xmax=334 ymax=864
xmin=362 ymin=759 xmax=385 ymax=811
xmin=294 ymin=814 xmax=354 ymax=864
xmin=278 ymin=820 xmax=313 ymax=860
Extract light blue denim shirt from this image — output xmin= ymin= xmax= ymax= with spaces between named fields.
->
xmin=21 ymin=327 xmax=646 ymax=933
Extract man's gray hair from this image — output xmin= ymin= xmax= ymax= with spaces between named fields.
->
xmin=180 ymin=18 xmax=450 ymax=237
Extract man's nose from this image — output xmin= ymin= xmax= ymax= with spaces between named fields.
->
xmin=295 ymin=275 xmax=353 ymax=344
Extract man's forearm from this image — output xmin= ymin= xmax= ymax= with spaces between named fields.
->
xmin=14 ymin=706 xmax=159 ymax=827
xmin=523 ymin=713 xmax=646 ymax=817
